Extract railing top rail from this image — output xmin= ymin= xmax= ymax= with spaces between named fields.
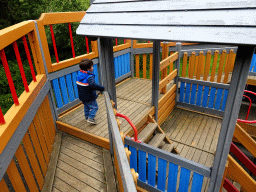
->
xmin=104 ymin=92 xmax=137 ymax=192
xmin=38 ymin=11 xmax=86 ymax=25
xmin=0 ymin=21 xmax=35 ymax=50
xmin=125 ymin=137 xmax=211 ymax=178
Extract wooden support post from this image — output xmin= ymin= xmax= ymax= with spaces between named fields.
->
xmin=160 ymin=42 xmax=169 ymax=93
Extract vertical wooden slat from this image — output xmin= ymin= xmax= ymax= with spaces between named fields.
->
xmin=71 ymin=72 xmax=78 ymax=98
xmin=223 ymin=50 xmax=235 ymax=84
xmin=157 ymin=158 xmax=167 ymax=191
xmin=28 ymin=123 xmax=48 ymax=174
xmin=217 ymin=50 xmax=227 ymax=83
xmin=129 ymin=146 xmax=138 ymax=172
xmin=65 ymin=74 xmax=75 ymax=102
xmin=208 ymin=87 xmax=216 ymax=109
xmin=148 ymin=154 xmax=156 ymax=187
xmin=59 ymin=76 xmax=69 ymax=105
xmin=33 ymin=114 xmax=51 ymax=159
xmin=179 ymin=82 xmax=185 ymax=102
xmin=202 ymin=86 xmax=210 ymax=107
xmin=143 ymin=54 xmax=147 ymax=79
xmin=6 ymin=160 xmax=26 ymax=192
xmin=179 ymin=167 xmax=191 ymax=192
xmin=167 ymin=162 xmax=178 ymax=192
xmin=149 ymin=53 xmax=153 ymax=79
xmin=45 ymin=95 xmax=57 ymax=135
xmin=197 ymin=51 xmax=205 ymax=79
xmin=138 ymin=150 xmax=146 ymax=182
xmin=15 ymin=145 xmax=39 ymax=192
xmin=214 ymin=89 xmax=224 ymax=110
xmin=135 ymin=54 xmax=140 ymax=78
xmin=203 ymin=51 xmax=212 ymax=81
xmin=161 ymin=43 xmax=169 ymax=93
xmin=221 ymin=89 xmax=229 ymax=111
xmin=194 ymin=56 xmax=199 ymax=77
xmin=181 ymin=52 xmax=188 ymax=77
xmin=188 ymin=52 xmax=196 ymax=78
xmin=169 ymin=51 xmax=174 ymax=73
xmin=191 ymin=173 xmax=204 ymax=192
xmin=22 ymin=133 xmax=44 ymax=189
xmin=185 ymin=82 xmax=191 ymax=103
xmin=0 ymin=179 xmax=10 ymax=192
xmin=210 ymin=50 xmax=219 ymax=82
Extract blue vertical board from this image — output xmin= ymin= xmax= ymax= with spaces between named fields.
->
xmin=221 ymin=89 xmax=229 ymax=111
xmin=157 ymin=158 xmax=167 ymax=191
xmin=179 ymin=82 xmax=185 ymax=102
xmin=179 ymin=168 xmax=190 ymax=192
xmin=190 ymin=84 xmax=197 ymax=105
xmin=93 ymin=64 xmax=99 ymax=84
xmin=202 ymin=86 xmax=210 ymax=107
xmin=148 ymin=154 xmax=156 ymax=187
xmin=138 ymin=150 xmax=146 ymax=182
xmin=208 ymin=87 xmax=216 ymax=109
xmin=251 ymin=54 xmax=256 ymax=72
xmin=127 ymin=53 xmax=131 ymax=73
xmin=65 ymin=74 xmax=75 ymax=102
xmin=118 ymin=56 xmax=122 ymax=78
xmin=71 ymin=72 xmax=78 ymax=99
xmin=214 ymin=88 xmax=223 ymax=110
xmin=114 ymin=57 xmax=118 ymax=79
xmin=167 ymin=163 xmax=178 ymax=192
xmin=121 ymin=54 xmax=124 ymax=76
xmin=191 ymin=173 xmax=204 ymax=192
xmin=129 ymin=146 xmax=137 ymax=172
xmin=59 ymin=76 xmax=69 ymax=105
xmin=52 ymin=79 xmax=63 ymax=108
xmin=185 ymin=83 xmax=191 ymax=104
xmin=196 ymin=85 xmax=203 ymax=106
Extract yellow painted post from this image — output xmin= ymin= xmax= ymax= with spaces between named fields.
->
xmin=150 ymin=53 xmax=153 ymax=79
xmin=169 ymin=51 xmax=174 ymax=72
xmin=143 ymin=54 xmax=147 ymax=79
xmin=203 ymin=51 xmax=212 ymax=81
xmin=210 ymin=50 xmax=219 ymax=82
xmin=196 ymin=51 xmax=204 ymax=80
xmin=181 ymin=52 xmax=188 ymax=77
xmin=160 ymin=43 xmax=169 ymax=93
xmin=135 ymin=54 xmax=140 ymax=77
xmin=223 ymin=49 xmax=235 ymax=84
xmin=217 ymin=50 xmax=227 ymax=83
xmin=188 ymin=52 xmax=196 ymax=78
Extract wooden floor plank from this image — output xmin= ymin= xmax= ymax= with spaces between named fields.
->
xmin=53 ymin=176 xmax=79 ymax=192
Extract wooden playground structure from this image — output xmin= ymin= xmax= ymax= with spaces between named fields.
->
xmin=1 ymin=1 xmax=256 ymax=192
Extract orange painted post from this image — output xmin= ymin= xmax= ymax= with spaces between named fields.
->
xmin=6 ymin=160 xmax=26 ymax=192
xmin=150 ymin=53 xmax=153 ymax=79
xmin=217 ymin=50 xmax=227 ymax=83
xmin=135 ymin=54 xmax=140 ymax=77
xmin=194 ymin=56 xmax=199 ymax=78
xmin=15 ymin=145 xmax=39 ymax=192
xmin=188 ymin=52 xmax=196 ymax=78
xmin=160 ymin=43 xmax=169 ymax=93
xmin=0 ymin=179 xmax=9 ymax=192
xmin=203 ymin=51 xmax=212 ymax=81
xmin=169 ymin=52 xmax=174 ymax=73
xmin=210 ymin=50 xmax=219 ymax=82
xmin=223 ymin=49 xmax=235 ymax=84
xmin=196 ymin=51 xmax=205 ymax=80
xmin=143 ymin=54 xmax=147 ymax=79
xmin=181 ymin=52 xmax=188 ymax=77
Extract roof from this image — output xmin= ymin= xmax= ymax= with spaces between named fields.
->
xmin=77 ymin=0 xmax=256 ymax=45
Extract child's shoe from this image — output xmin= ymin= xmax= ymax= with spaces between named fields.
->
xmin=85 ymin=117 xmax=89 ymax=121
xmin=87 ymin=118 xmax=97 ymax=125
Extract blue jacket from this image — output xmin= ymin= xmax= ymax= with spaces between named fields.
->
xmin=76 ymin=70 xmax=104 ymax=102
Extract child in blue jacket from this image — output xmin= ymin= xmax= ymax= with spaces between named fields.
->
xmin=77 ymin=59 xmax=105 ymax=124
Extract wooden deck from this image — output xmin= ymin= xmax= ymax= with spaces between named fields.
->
xmin=50 ymin=132 xmax=117 ymax=192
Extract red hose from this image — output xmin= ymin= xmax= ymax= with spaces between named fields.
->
xmin=116 ymin=113 xmax=140 ymax=143
xmin=242 ymin=95 xmax=252 ymax=120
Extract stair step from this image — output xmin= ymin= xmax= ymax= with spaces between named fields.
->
xmin=138 ymin=123 xmax=158 ymax=143
xmin=148 ymin=133 xmax=166 ymax=148
xmin=162 ymin=143 xmax=174 ymax=153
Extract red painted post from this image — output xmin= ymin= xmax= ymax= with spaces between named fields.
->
xmin=85 ymin=37 xmax=89 ymax=54
xmin=68 ymin=23 xmax=76 ymax=58
xmin=124 ymin=39 xmax=126 ymax=44
xmin=115 ymin=38 xmax=118 ymax=46
xmin=0 ymin=107 xmax=5 ymax=124
xmin=50 ymin=25 xmax=59 ymax=63
xmin=0 ymin=49 xmax=19 ymax=105
xmin=13 ymin=41 xmax=29 ymax=92
xmin=223 ymin=178 xmax=239 ymax=192
xmin=22 ymin=36 xmax=36 ymax=82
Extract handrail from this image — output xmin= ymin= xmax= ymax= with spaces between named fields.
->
xmin=104 ymin=92 xmax=137 ymax=192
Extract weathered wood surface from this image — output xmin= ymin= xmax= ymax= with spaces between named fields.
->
xmin=51 ymin=133 xmax=117 ymax=192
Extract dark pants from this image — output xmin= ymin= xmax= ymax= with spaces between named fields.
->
xmin=82 ymin=100 xmax=98 ymax=119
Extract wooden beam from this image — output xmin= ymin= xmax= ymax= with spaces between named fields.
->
xmin=39 ymin=12 xmax=86 ymax=25
xmin=158 ymin=84 xmax=176 ymax=109
xmin=113 ymin=39 xmax=131 ymax=52
xmin=159 ymin=69 xmax=177 ymax=90
xmin=56 ymin=121 xmax=110 ymax=149
xmin=237 ymin=122 xmax=256 ymax=139
xmin=247 ymin=79 xmax=256 ymax=86
xmin=0 ymin=21 xmax=35 ymax=50
xmin=0 ymin=75 xmax=46 ymax=154
xmin=160 ymin=52 xmax=178 ymax=71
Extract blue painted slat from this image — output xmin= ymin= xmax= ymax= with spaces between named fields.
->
xmin=202 ymin=86 xmax=210 ymax=107
xmin=221 ymin=89 xmax=229 ymax=111
xmin=148 ymin=154 xmax=156 ymax=187
xmin=127 ymin=53 xmax=131 ymax=73
xmin=185 ymin=83 xmax=191 ymax=104
xmin=124 ymin=144 xmax=128 ymax=148
xmin=114 ymin=57 xmax=118 ymax=79
xmin=179 ymin=168 xmax=190 ymax=192
xmin=121 ymin=54 xmax=125 ymax=76
xmin=138 ymin=150 xmax=146 ymax=182
xmin=129 ymin=146 xmax=137 ymax=172
xmin=179 ymin=82 xmax=185 ymax=102
xmin=65 ymin=74 xmax=75 ymax=102
xmin=208 ymin=87 xmax=216 ymax=109
xmin=196 ymin=85 xmax=203 ymax=106
xmin=191 ymin=173 xmax=204 ymax=192
xmin=59 ymin=76 xmax=69 ymax=105
xmin=52 ymin=79 xmax=63 ymax=108
xmin=124 ymin=53 xmax=128 ymax=74
xmin=118 ymin=56 xmax=122 ymax=78
xmin=214 ymin=88 xmax=223 ymax=110
xmin=167 ymin=163 xmax=178 ymax=192
xmin=93 ymin=64 xmax=99 ymax=84
xmin=190 ymin=84 xmax=197 ymax=105
xmin=71 ymin=72 xmax=78 ymax=99
xmin=157 ymin=158 xmax=167 ymax=191
xmin=251 ymin=54 xmax=256 ymax=72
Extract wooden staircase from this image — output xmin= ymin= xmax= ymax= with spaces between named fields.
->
xmin=132 ymin=114 xmax=179 ymax=154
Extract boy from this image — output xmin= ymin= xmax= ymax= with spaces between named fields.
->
xmin=77 ymin=59 xmax=105 ymax=124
